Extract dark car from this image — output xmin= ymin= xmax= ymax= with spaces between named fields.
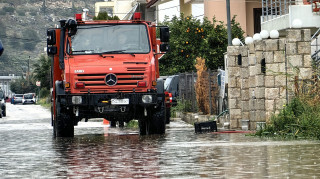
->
xmin=22 ymin=93 xmax=36 ymax=104
xmin=12 ymin=94 xmax=23 ymax=104
xmin=0 ymin=89 xmax=6 ymax=117
xmin=164 ymin=75 xmax=179 ymax=106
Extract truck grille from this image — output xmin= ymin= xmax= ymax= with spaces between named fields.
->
xmin=77 ymin=73 xmax=146 ymax=87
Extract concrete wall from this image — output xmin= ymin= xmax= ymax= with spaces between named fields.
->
xmin=227 ymin=29 xmax=312 ymax=130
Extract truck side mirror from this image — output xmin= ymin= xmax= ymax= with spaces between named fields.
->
xmin=47 ymin=29 xmax=57 ymax=55
xmin=47 ymin=30 xmax=56 ymax=45
xmin=66 ymin=19 xmax=77 ymax=36
xmin=160 ymin=27 xmax=169 ymax=43
xmin=0 ymin=40 xmax=4 ymax=56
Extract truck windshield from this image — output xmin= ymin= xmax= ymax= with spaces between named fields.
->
xmin=70 ymin=24 xmax=150 ymax=55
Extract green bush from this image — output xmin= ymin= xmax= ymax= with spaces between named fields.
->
xmin=256 ymin=97 xmax=320 ymax=140
xmin=40 ymin=88 xmax=50 ymax=98
xmin=17 ymin=9 xmax=26 ymax=16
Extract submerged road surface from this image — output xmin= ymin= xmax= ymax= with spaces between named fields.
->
xmin=1 ymin=103 xmax=320 ymax=178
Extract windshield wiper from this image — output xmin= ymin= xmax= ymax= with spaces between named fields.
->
xmin=72 ymin=50 xmax=95 ymax=54
xmin=101 ymin=50 xmax=135 ymax=57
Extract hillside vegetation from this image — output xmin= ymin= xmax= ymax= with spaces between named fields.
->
xmin=0 ymin=0 xmax=100 ymax=75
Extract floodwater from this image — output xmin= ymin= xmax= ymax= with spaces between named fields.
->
xmin=1 ymin=103 xmax=320 ymax=178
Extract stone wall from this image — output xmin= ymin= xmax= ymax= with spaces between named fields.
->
xmin=227 ymin=29 xmax=312 ymax=130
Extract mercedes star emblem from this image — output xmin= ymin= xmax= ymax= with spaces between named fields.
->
xmin=105 ymin=73 xmax=117 ymax=86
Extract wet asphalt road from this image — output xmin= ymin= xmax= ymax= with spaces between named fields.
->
xmin=1 ymin=103 xmax=320 ymax=178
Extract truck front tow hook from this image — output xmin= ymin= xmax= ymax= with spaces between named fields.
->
xmin=98 ymin=107 xmax=104 ymax=113
xmin=120 ymin=106 xmax=126 ymax=112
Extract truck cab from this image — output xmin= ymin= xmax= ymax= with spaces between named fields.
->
xmin=47 ymin=13 xmax=169 ymax=137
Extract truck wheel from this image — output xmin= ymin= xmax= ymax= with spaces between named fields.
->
xmin=138 ymin=119 xmax=147 ymax=135
xmin=146 ymin=105 xmax=166 ymax=135
xmin=54 ymin=113 xmax=74 ymax=137
xmin=54 ymin=98 xmax=74 ymax=137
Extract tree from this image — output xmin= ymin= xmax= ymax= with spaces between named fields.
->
xmin=33 ymin=55 xmax=50 ymax=90
xmin=93 ymin=12 xmax=120 ymax=20
xmin=10 ymin=76 xmax=37 ymax=94
xmin=159 ymin=14 xmax=244 ymax=75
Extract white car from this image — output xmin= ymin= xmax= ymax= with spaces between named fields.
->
xmin=22 ymin=93 xmax=36 ymax=104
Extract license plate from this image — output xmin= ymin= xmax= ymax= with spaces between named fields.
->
xmin=111 ymin=98 xmax=129 ymax=105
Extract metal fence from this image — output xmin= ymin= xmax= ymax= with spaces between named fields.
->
xmin=178 ymin=70 xmax=227 ymax=115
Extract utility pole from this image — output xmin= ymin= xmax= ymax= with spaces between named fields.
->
xmin=27 ymin=56 xmax=30 ymax=83
xmin=226 ymin=0 xmax=232 ymax=46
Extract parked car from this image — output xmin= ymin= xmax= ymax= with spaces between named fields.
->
xmin=164 ymin=75 xmax=179 ymax=106
xmin=12 ymin=94 xmax=23 ymax=104
xmin=22 ymin=93 xmax=36 ymax=104
xmin=0 ymin=89 xmax=6 ymax=117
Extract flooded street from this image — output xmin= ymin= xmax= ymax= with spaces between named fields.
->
xmin=1 ymin=103 xmax=320 ymax=178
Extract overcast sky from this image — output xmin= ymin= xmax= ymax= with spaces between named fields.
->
xmin=158 ymin=0 xmax=204 ymax=22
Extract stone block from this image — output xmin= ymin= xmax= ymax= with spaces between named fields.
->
xmin=255 ymin=40 xmax=266 ymax=51
xmin=255 ymin=110 xmax=267 ymax=122
xmin=229 ymin=88 xmax=241 ymax=98
xmin=229 ymin=98 xmax=240 ymax=109
xmin=275 ymin=98 xmax=287 ymax=110
xmin=242 ymin=57 xmax=249 ymax=67
xmin=275 ymin=75 xmax=286 ymax=87
xmin=265 ymin=100 xmax=275 ymax=111
xmin=255 ymin=87 xmax=265 ymax=99
xmin=250 ymin=121 xmax=257 ymax=130
xmin=230 ymin=119 xmax=240 ymax=129
xmin=279 ymin=38 xmax=286 ymax=50
xmin=266 ymin=63 xmax=279 ymax=74
xmin=249 ymin=76 xmax=256 ymax=88
xmin=286 ymin=43 xmax=297 ymax=55
xmin=241 ymin=89 xmax=250 ymax=101
xmin=299 ymin=68 xmax=312 ymax=79
xmin=255 ymin=99 xmax=265 ymax=110
xmin=227 ymin=46 xmax=241 ymax=56
xmin=240 ymin=68 xmax=249 ymax=78
xmin=287 ymin=29 xmax=301 ymax=42
xmin=249 ymin=66 xmax=256 ymax=76
xmin=256 ymin=64 xmax=262 ymax=75
xmin=279 ymin=63 xmax=285 ymax=73
xmin=255 ymin=75 xmax=265 ymax=87
xmin=227 ymin=56 xmax=237 ymax=67
xmin=228 ymin=77 xmax=238 ymax=88
xmin=241 ymin=101 xmax=250 ymax=112
xmin=298 ymin=42 xmax=311 ymax=54
xmin=255 ymin=52 xmax=263 ymax=63
xmin=274 ymin=51 xmax=285 ymax=63
xmin=265 ymin=39 xmax=279 ymax=51
xmin=228 ymin=67 xmax=240 ymax=77
xmin=239 ymin=46 xmax=249 ymax=57
xmin=250 ymin=110 xmax=256 ymax=122
xmin=249 ymin=55 xmax=256 ymax=65
xmin=242 ymin=111 xmax=250 ymax=119
xmin=265 ymin=52 xmax=274 ymax=63
xmin=304 ymin=55 xmax=312 ymax=68
xmin=248 ymin=43 xmax=255 ymax=54
xmin=241 ymin=78 xmax=249 ymax=89
xmin=265 ymin=88 xmax=280 ymax=100
xmin=230 ymin=108 xmax=242 ymax=119
xmin=265 ymin=76 xmax=275 ymax=87
xmin=287 ymin=55 xmax=303 ymax=67
xmin=279 ymin=87 xmax=287 ymax=99
xmin=303 ymin=29 xmax=311 ymax=41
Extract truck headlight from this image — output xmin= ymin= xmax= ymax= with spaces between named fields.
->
xmin=142 ymin=95 xmax=152 ymax=103
xmin=72 ymin=96 xmax=82 ymax=104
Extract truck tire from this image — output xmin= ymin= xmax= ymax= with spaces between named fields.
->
xmin=142 ymin=105 xmax=166 ymax=135
xmin=139 ymin=119 xmax=147 ymax=135
xmin=54 ymin=113 xmax=74 ymax=137
xmin=53 ymin=96 xmax=74 ymax=137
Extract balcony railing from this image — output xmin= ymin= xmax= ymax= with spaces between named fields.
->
xmin=261 ymin=0 xmax=320 ymax=22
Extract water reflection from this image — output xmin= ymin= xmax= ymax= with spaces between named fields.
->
xmin=53 ymin=131 xmax=164 ymax=178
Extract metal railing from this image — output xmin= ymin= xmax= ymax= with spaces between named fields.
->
xmin=261 ymin=0 xmax=295 ymax=22
xmin=311 ymin=28 xmax=320 ymax=65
